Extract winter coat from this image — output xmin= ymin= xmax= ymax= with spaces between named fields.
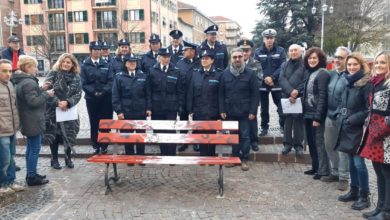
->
xmin=168 ymin=44 xmax=184 ymax=65
xmin=279 ymin=58 xmax=305 ymax=99
xmin=140 ymin=51 xmax=158 ymax=73
xmin=197 ymin=40 xmax=229 ymax=70
xmin=0 ymin=80 xmax=19 ymax=136
xmin=246 ymin=57 xmax=263 ymax=89
xmin=80 ymin=57 xmax=112 ymax=100
xmin=10 ymin=71 xmax=48 ymax=137
xmin=1 ymin=47 xmax=25 ymax=62
xmin=327 ymin=70 xmax=348 ymax=120
xmin=43 ymin=71 xmax=81 ymax=147
xmin=334 ymin=72 xmax=370 ymax=154
xmin=360 ymin=79 xmax=390 ymax=164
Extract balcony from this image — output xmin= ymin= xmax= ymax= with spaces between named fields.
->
xmin=225 ymin=32 xmax=240 ymax=39
xmin=93 ymin=21 xmax=118 ymax=31
xmin=225 ymin=25 xmax=239 ymax=31
xmin=92 ymin=0 xmax=117 ymax=10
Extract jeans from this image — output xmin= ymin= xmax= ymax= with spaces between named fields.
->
xmin=349 ymin=154 xmax=369 ymax=192
xmin=373 ymin=162 xmax=390 ymax=210
xmin=230 ymin=116 xmax=250 ymax=161
xmin=0 ymin=135 xmax=16 ymax=187
xmin=26 ymin=134 xmax=42 ymax=177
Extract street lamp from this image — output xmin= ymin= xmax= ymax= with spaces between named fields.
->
xmin=3 ymin=10 xmax=23 ymax=36
xmin=312 ymin=0 xmax=334 ymax=50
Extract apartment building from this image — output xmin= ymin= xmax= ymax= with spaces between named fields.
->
xmin=210 ymin=16 xmax=242 ymax=51
xmin=0 ymin=0 xmax=22 ymax=49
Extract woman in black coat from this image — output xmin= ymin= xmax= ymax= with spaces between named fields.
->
xmin=302 ymin=47 xmax=331 ymax=179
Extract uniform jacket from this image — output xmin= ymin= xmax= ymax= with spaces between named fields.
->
xmin=198 ymin=40 xmax=228 ymax=70
xmin=140 ymin=51 xmax=158 ymax=73
xmin=279 ymin=58 xmax=305 ymax=99
xmin=327 ymin=70 xmax=348 ymax=120
xmin=246 ymin=57 xmax=263 ymax=89
xmin=0 ymin=80 xmax=19 ymax=137
xmin=1 ymin=47 xmax=25 ymax=62
xmin=176 ymin=57 xmax=201 ymax=93
xmin=219 ymin=66 xmax=260 ymax=117
xmin=112 ymin=69 xmax=151 ymax=117
xmin=168 ymin=44 xmax=184 ymax=65
xmin=109 ymin=54 xmax=138 ymax=75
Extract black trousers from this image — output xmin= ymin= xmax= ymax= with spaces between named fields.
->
xmin=249 ymin=117 xmax=258 ymax=146
xmin=123 ymin=114 xmax=145 ymax=155
xmin=305 ymin=119 xmax=318 ymax=173
xmin=86 ymin=96 xmax=113 ymax=150
xmin=259 ymin=90 xmax=284 ymax=130
xmin=373 ymin=162 xmax=390 ymax=210
xmin=49 ymin=134 xmax=71 ymax=158
xmin=193 ymin=115 xmax=218 ymax=156
xmin=153 ymin=112 xmax=177 ymax=156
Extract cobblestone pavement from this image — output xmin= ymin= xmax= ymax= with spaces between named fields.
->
xmin=0 ymin=157 xmax=378 ymax=220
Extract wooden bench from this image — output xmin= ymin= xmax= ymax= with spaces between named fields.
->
xmin=87 ymin=119 xmax=241 ymax=197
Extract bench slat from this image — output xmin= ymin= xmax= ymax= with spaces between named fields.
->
xmin=98 ymin=133 xmax=239 ymax=145
xmin=99 ymin=120 xmax=238 ymax=131
xmin=87 ymin=155 xmax=241 ymax=165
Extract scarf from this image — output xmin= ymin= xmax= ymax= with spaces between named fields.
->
xmin=53 ymin=71 xmax=75 ymax=100
xmin=12 ymin=50 xmax=18 ymax=71
xmin=369 ymin=74 xmax=386 ymax=86
xmin=344 ymin=70 xmax=365 ymax=87
xmin=230 ymin=63 xmax=246 ymax=77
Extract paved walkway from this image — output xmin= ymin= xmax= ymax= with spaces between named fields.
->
xmin=0 ymin=157 xmax=378 ymax=220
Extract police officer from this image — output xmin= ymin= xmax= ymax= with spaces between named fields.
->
xmin=112 ymin=54 xmax=151 ymax=160
xmin=141 ymin=34 xmax=161 ymax=73
xmin=198 ymin=25 xmax=228 ymax=70
xmin=101 ymin=41 xmax=113 ymax=63
xmin=187 ymin=50 xmax=222 ymax=156
xmin=168 ymin=30 xmax=184 ymax=65
xmin=176 ymin=41 xmax=201 ymax=152
xmin=149 ymin=48 xmax=184 ymax=156
xmin=109 ymin=39 xmax=133 ymax=75
xmin=81 ymin=41 xmax=113 ymax=154
xmin=237 ymin=39 xmax=262 ymax=151
xmin=219 ymin=48 xmax=259 ymax=171
xmin=253 ymin=29 xmax=286 ymax=136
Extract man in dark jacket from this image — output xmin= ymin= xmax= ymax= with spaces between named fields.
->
xmin=197 ymin=25 xmax=228 ymax=70
xmin=80 ymin=41 xmax=113 ymax=155
xmin=238 ymin=39 xmax=262 ymax=151
xmin=278 ymin=44 xmax=305 ymax=156
xmin=1 ymin=35 xmax=25 ymax=72
xmin=101 ymin=41 xmax=113 ymax=64
xmin=219 ymin=48 xmax=259 ymax=171
xmin=109 ymin=39 xmax=133 ymax=75
xmin=168 ymin=30 xmax=184 ymax=65
xmin=254 ymin=29 xmax=286 ymax=136
xmin=141 ymin=34 xmax=161 ymax=73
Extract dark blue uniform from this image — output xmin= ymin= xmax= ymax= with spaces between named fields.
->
xmin=198 ymin=40 xmax=228 ymax=70
xmin=149 ymin=64 xmax=184 ymax=156
xmin=80 ymin=57 xmax=113 ymax=152
xmin=101 ymin=56 xmax=113 ymax=64
xmin=253 ymin=43 xmax=286 ymax=132
xmin=168 ymin=44 xmax=184 ymax=65
xmin=219 ymin=67 xmax=259 ymax=161
xmin=112 ymin=70 xmax=151 ymax=155
xmin=187 ymin=67 xmax=222 ymax=156
xmin=140 ymin=51 xmax=158 ymax=73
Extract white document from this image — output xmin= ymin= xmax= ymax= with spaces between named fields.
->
xmin=56 ymin=106 xmax=78 ymax=122
xmin=281 ymin=98 xmax=303 ymax=114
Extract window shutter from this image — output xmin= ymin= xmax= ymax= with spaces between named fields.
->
xmin=84 ymin=33 xmax=89 ymax=44
xmin=67 ymin=12 xmax=73 ymax=22
xmin=24 ymin=0 xmax=28 ymax=4
xmin=39 ymin=14 xmax=44 ymax=24
xmin=38 ymin=0 xmax=42 ymax=3
xmin=83 ymin=11 xmax=88 ymax=21
xmin=140 ymin=10 xmax=144 ymax=20
xmin=123 ymin=10 xmax=128 ymax=21
xmin=25 ymin=15 xmax=30 ymax=25
xmin=140 ymin=32 xmax=145 ymax=43
xmin=69 ymin=34 xmax=74 ymax=44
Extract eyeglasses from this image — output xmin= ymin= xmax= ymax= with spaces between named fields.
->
xmin=232 ymin=55 xmax=243 ymax=59
xmin=334 ymin=56 xmax=345 ymax=60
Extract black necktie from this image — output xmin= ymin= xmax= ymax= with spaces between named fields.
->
xmin=94 ymin=61 xmax=98 ymax=66
xmin=174 ymin=49 xmax=177 ymax=54
xmin=162 ymin=66 xmax=167 ymax=72
xmin=154 ymin=54 xmax=158 ymax=59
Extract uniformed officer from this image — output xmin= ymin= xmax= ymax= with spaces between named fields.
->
xmin=149 ymin=48 xmax=184 ymax=156
xmin=176 ymin=41 xmax=201 ymax=152
xmin=140 ymin=34 xmax=161 ymax=73
xmin=168 ymin=30 xmax=184 ymax=65
xmin=80 ymin=41 xmax=113 ymax=154
xmin=101 ymin=41 xmax=113 ymax=63
xmin=237 ymin=39 xmax=263 ymax=151
xmin=198 ymin=25 xmax=229 ymax=70
xmin=253 ymin=28 xmax=286 ymax=136
xmin=109 ymin=39 xmax=134 ymax=75
xmin=112 ymin=54 xmax=151 ymax=160
xmin=219 ymin=48 xmax=259 ymax=171
xmin=187 ymin=50 xmax=222 ymax=156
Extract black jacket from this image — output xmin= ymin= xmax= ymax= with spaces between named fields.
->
xmin=1 ymin=47 xmax=25 ymax=62
xmin=140 ymin=51 xmax=158 ymax=73
xmin=327 ymin=70 xmax=348 ymax=119
xmin=112 ymin=70 xmax=151 ymax=117
xmin=168 ymin=44 xmax=184 ymax=65
xmin=219 ymin=66 xmax=260 ymax=117
xmin=187 ymin=66 xmax=222 ymax=119
xmin=176 ymin=57 xmax=201 ymax=95
xmin=197 ymin=40 xmax=229 ymax=70
xmin=279 ymin=58 xmax=306 ymax=98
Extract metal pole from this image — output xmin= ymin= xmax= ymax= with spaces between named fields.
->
xmin=321 ymin=5 xmax=325 ymax=50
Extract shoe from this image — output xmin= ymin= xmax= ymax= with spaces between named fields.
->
xmin=8 ymin=183 xmax=24 ymax=192
xmin=338 ymin=180 xmax=349 ymax=191
xmin=352 ymin=191 xmax=371 ymax=210
xmin=0 ymin=186 xmax=15 ymax=195
xmin=241 ymin=161 xmax=250 ymax=171
xmin=65 ymin=158 xmax=74 ymax=169
xmin=101 ymin=147 xmax=108 ymax=154
xmin=26 ymin=175 xmax=49 ymax=186
xmin=36 ymin=174 xmax=47 ymax=179
xmin=304 ymin=169 xmax=316 ymax=175
xmin=139 ymin=164 xmax=146 ymax=167
xmin=295 ymin=147 xmax=304 ymax=157
xmin=363 ymin=208 xmax=381 ymax=219
xmin=281 ymin=145 xmax=293 ymax=155
xmin=313 ymin=174 xmax=323 ymax=180
xmin=252 ymin=144 xmax=259 ymax=152
xmin=367 ymin=211 xmax=390 ymax=220
xmin=50 ymin=158 xmax=62 ymax=169
xmin=259 ymin=129 xmax=268 ymax=136
xmin=178 ymin=145 xmax=188 ymax=152
xmin=193 ymin=144 xmax=200 ymax=152
xmin=15 ymin=165 xmax=21 ymax=172
xmin=93 ymin=148 xmax=100 ymax=155
xmin=338 ymin=186 xmax=359 ymax=202
xmin=225 ymin=163 xmax=237 ymax=168
xmin=321 ymin=175 xmax=339 ymax=182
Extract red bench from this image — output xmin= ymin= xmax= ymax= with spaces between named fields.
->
xmin=87 ymin=119 xmax=240 ymax=197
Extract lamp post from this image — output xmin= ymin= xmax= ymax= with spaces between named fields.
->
xmin=312 ymin=0 xmax=334 ymax=50
xmin=3 ymin=10 xmax=23 ymax=36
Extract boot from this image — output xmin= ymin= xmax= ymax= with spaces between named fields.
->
xmin=338 ymin=186 xmax=359 ymax=202
xmin=281 ymin=145 xmax=293 ymax=155
xmin=367 ymin=211 xmax=390 ymax=220
xmin=363 ymin=201 xmax=383 ymax=218
xmin=50 ymin=156 xmax=62 ymax=169
xmin=26 ymin=175 xmax=49 ymax=186
xmin=352 ymin=191 xmax=371 ymax=210
xmin=295 ymin=146 xmax=304 ymax=157
xmin=65 ymin=150 xmax=74 ymax=168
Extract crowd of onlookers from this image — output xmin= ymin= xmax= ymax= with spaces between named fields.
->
xmin=0 ymin=25 xmax=389 ymax=219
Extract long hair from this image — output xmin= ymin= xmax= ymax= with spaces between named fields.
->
xmin=52 ymin=53 xmax=80 ymax=74
xmin=304 ymin=47 xmax=327 ymax=69
xmin=346 ymin=52 xmax=370 ymax=74
xmin=373 ymin=51 xmax=390 ymax=85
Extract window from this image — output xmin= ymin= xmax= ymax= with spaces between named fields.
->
xmin=24 ymin=14 xmax=44 ymax=25
xmin=151 ymin=11 xmax=159 ymax=24
xmin=69 ymin=33 xmax=89 ymax=44
xmin=24 ymin=0 xmax=42 ymax=4
xmin=68 ymin=11 xmax=88 ymax=22
xmin=48 ymin=13 xmax=64 ymax=31
xmin=37 ymin=60 xmax=44 ymax=71
xmin=162 ymin=17 xmax=166 ymax=26
xmin=48 ymin=0 xmax=64 ymax=9
xmin=96 ymin=11 xmax=117 ymax=29
xmin=95 ymin=0 xmax=116 ymax=6
xmin=123 ymin=9 xmax=144 ymax=21
xmin=26 ymin=35 xmax=45 ymax=46
xmin=97 ymin=33 xmax=118 ymax=49
xmin=125 ymin=32 xmax=145 ymax=44
xmin=50 ymin=35 xmax=66 ymax=52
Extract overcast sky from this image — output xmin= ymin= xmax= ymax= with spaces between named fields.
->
xmin=179 ymin=0 xmax=260 ymax=38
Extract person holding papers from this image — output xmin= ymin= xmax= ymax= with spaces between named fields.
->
xmin=279 ymin=44 xmax=306 ymax=157
xmin=42 ymin=53 xmax=82 ymax=169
